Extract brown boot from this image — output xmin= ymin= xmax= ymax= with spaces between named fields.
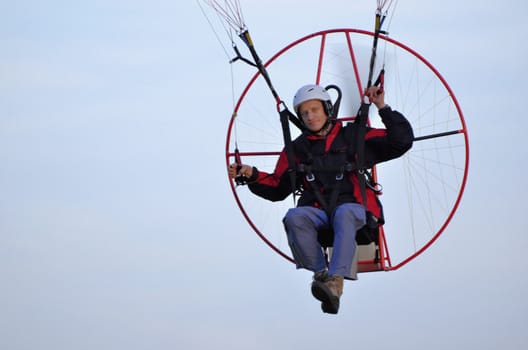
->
xmin=311 ymin=274 xmax=344 ymax=314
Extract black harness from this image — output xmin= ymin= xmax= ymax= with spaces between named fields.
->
xmin=294 ymin=105 xmax=380 ymax=219
xmin=294 ymin=102 xmax=383 ymax=246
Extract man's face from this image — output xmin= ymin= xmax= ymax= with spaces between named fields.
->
xmin=299 ymin=99 xmax=327 ymax=132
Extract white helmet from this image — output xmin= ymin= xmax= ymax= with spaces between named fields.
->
xmin=292 ymin=84 xmax=333 ymax=115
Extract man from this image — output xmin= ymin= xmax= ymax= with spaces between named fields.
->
xmin=228 ymin=84 xmax=413 ymax=314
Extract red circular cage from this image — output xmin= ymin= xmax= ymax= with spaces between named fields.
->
xmin=225 ymin=28 xmax=469 ymax=272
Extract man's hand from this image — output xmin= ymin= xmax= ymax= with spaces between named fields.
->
xmin=366 ymin=86 xmax=386 ymax=109
xmin=228 ymin=163 xmax=253 ymax=179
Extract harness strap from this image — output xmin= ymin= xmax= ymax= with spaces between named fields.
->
xmin=298 ymin=163 xmax=350 ymax=219
xmin=328 ymin=170 xmax=344 ymax=217
xmin=304 ymin=174 xmax=330 ymax=215
xmin=279 ymin=106 xmax=302 ymax=199
xmin=354 ymin=103 xmax=371 ymax=207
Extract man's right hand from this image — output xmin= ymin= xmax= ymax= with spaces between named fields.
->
xmin=228 ymin=163 xmax=253 ymax=179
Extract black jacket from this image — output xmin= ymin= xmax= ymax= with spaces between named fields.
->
xmin=247 ymin=106 xmax=413 ymax=219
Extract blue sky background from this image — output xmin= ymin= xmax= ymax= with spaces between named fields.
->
xmin=1 ymin=1 xmax=527 ymax=349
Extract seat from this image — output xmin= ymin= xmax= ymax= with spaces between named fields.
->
xmin=318 ymin=225 xmax=383 ymax=280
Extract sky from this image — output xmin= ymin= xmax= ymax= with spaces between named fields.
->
xmin=1 ymin=1 xmax=527 ymax=349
